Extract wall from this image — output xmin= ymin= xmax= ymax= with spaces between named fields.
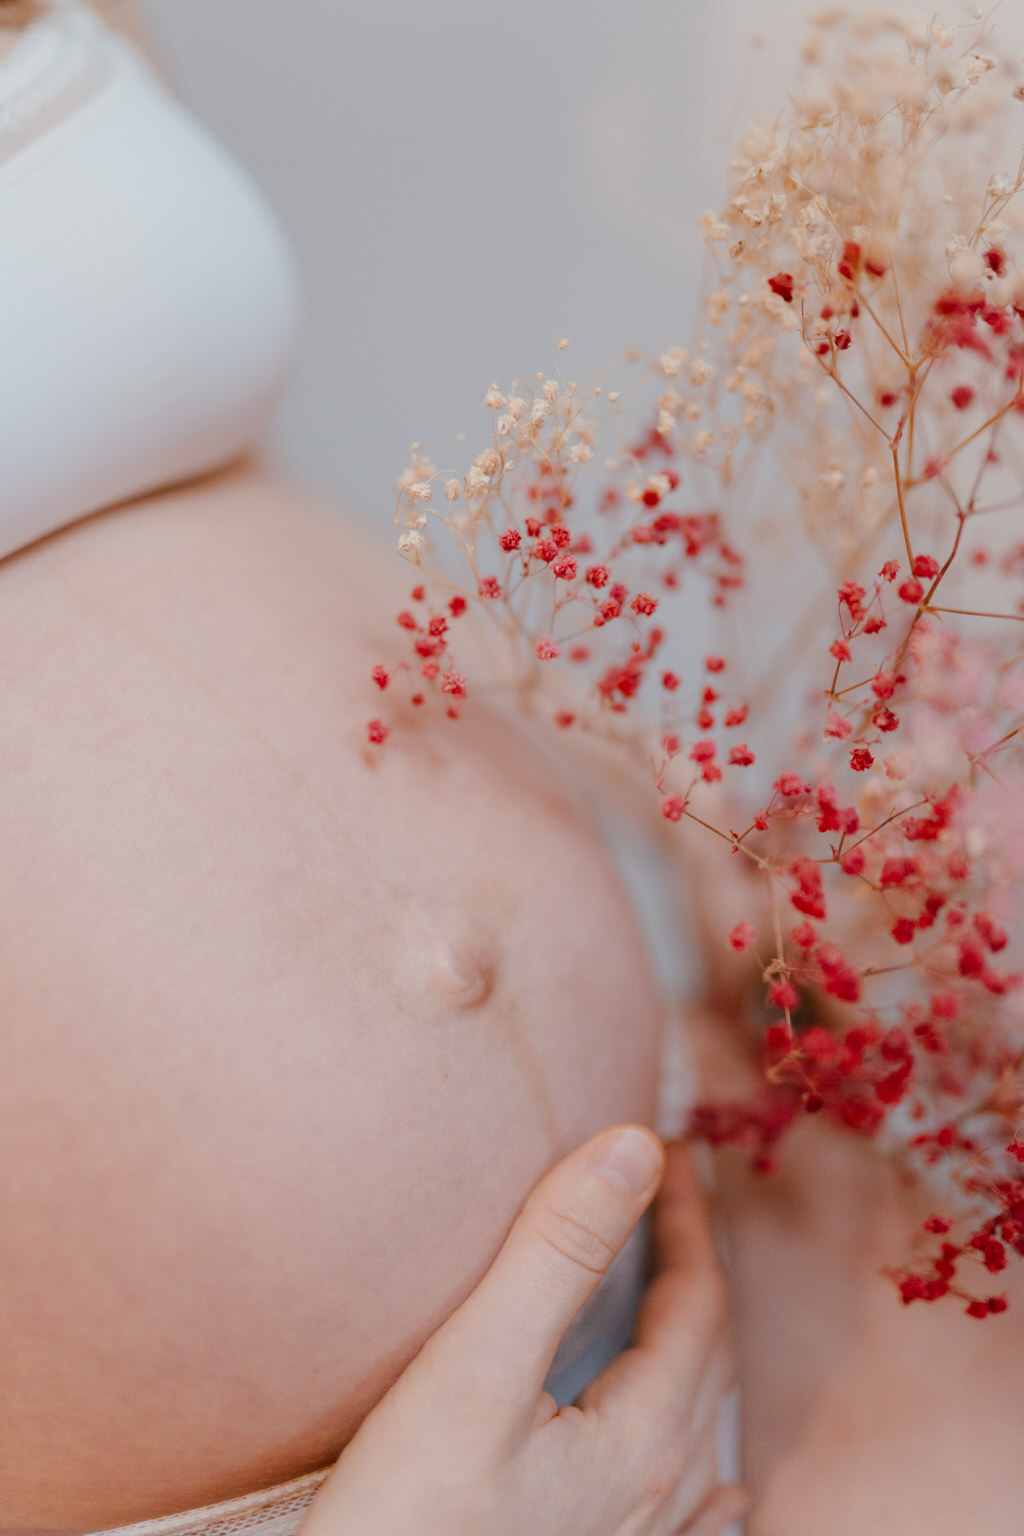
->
xmin=140 ymin=0 xmax=822 ymax=534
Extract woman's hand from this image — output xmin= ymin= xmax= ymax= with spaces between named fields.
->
xmin=298 ymin=1128 xmax=743 ymax=1536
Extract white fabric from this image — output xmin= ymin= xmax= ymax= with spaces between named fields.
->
xmin=0 ymin=0 xmax=299 ymax=559
xmin=86 ymin=1470 xmax=331 ymax=1536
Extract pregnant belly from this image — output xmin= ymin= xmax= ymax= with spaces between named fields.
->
xmin=0 ymin=466 xmax=662 ymax=1532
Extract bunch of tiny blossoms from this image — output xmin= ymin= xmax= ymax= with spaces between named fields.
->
xmin=367 ymin=9 xmax=1024 ymax=1316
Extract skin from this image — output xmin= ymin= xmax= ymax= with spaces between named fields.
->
xmin=675 ymin=822 xmax=1024 ymax=1536
xmin=0 ymin=464 xmax=664 ymax=1531
xmin=714 ymin=1112 xmax=1024 ymax=1536
xmin=0 ymin=8 xmax=29 ymax=59
xmin=298 ymin=1130 xmax=744 ymax=1536
xmin=0 ymin=2 xmax=156 ymax=63
xmin=14 ymin=6 xmax=1020 ymax=1529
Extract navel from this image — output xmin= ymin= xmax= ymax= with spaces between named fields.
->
xmin=429 ymin=936 xmax=497 ymax=1010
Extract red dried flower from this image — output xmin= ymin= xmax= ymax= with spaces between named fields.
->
xmin=441 ymin=670 xmax=466 ymax=696
xmin=768 ymin=272 xmax=795 ymax=302
xmin=838 ymin=581 xmax=867 ymax=622
xmin=880 ymin=856 xmax=917 ymax=888
xmin=789 ymin=858 xmax=826 ymax=920
xmin=871 ymin=670 xmax=901 ymax=700
xmin=817 ymin=943 xmax=862 ymax=1002
xmin=775 ymin=771 xmax=809 ymax=796
xmin=816 ymin=783 xmax=859 ymax=834
xmin=729 ymin=921 xmax=756 ymax=952
xmin=825 ymin=713 xmax=853 ymax=740
xmin=768 ymin=979 xmax=800 ymax=1011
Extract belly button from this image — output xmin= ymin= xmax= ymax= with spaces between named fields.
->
xmin=430 ymin=938 xmax=497 ymax=1010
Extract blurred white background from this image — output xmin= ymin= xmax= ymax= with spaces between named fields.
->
xmin=140 ymin=0 xmax=823 ymax=534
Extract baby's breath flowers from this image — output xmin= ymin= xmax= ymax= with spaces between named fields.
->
xmin=368 ymin=9 xmax=1024 ymax=1315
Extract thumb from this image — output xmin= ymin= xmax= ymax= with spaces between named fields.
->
xmin=434 ymin=1125 xmax=664 ymax=1411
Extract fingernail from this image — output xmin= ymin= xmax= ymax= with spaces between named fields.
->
xmin=593 ymin=1127 xmax=662 ymax=1196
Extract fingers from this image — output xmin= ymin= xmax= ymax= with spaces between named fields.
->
xmin=583 ymin=1141 xmax=729 ymax=1425
xmin=433 ymin=1125 xmax=664 ymax=1413
xmin=675 ymin=1483 xmax=749 ymax=1536
xmin=651 ymin=1137 xmax=720 ymax=1278
xmin=655 ymin=1417 xmax=725 ymax=1534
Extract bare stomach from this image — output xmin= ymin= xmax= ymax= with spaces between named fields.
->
xmin=0 ymin=465 xmax=662 ymax=1531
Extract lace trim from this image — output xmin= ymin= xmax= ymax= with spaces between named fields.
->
xmin=90 ymin=1469 xmax=333 ymax=1536
xmin=0 ymin=3 xmax=117 ymax=167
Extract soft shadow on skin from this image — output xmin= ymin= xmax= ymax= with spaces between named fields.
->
xmin=424 ymin=932 xmax=561 ymax=1152
xmin=714 ymin=1124 xmax=877 ymax=1483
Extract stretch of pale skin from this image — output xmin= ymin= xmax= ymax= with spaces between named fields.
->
xmin=4 ymin=13 xmax=1024 ymax=1536
xmin=0 ymin=455 xmax=670 ymax=1529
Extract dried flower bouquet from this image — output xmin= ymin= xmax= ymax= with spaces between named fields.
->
xmin=367 ymin=10 xmax=1024 ymax=1316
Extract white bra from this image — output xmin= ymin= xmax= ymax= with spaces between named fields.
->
xmin=0 ymin=0 xmax=299 ymax=561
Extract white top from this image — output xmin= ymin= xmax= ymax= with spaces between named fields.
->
xmin=0 ymin=0 xmax=299 ymax=559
